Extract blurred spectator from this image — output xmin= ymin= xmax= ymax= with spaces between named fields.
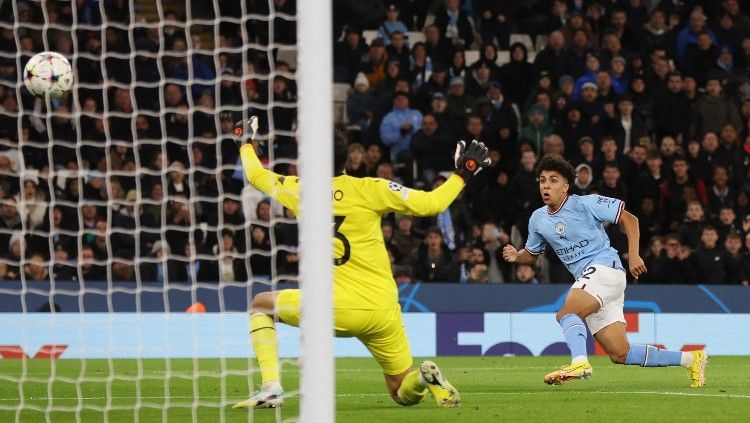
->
xmin=345 ymin=143 xmax=367 ymax=177
xmin=520 ymin=105 xmax=553 ymax=154
xmin=378 ymin=4 xmax=408 ymax=46
xmin=639 ymin=8 xmax=673 ymax=58
xmin=659 ymin=156 xmax=708 ymax=230
xmin=409 ymin=42 xmax=432 ymax=90
xmin=480 ymin=221 xmax=509 ymax=283
xmin=465 ymin=61 xmax=492 ymax=98
xmin=514 ymin=263 xmax=540 ymax=284
xmin=445 ymin=76 xmax=475 ymax=120
xmin=475 ymin=1 xmax=514 ymax=49
xmin=347 ymin=73 xmax=376 ymax=131
xmin=0 ymin=198 xmax=21 ymax=258
xmin=613 ymin=95 xmax=647 ymax=154
xmin=452 ymin=49 xmax=473 ymax=82
xmin=362 ymin=144 xmax=383 ymax=177
xmin=457 ymin=246 xmax=487 ymax=283
xmin=685 ymin=31 xmax=719 ymax=84
xmin=392 ymin=213 xmax=421 ymax=262
xmin=533 ymin=30 xmax=566 ymax=81
xmin=362 ymin=38 xmax=388 ymax=91
xmin=411 ymin=113 xmax=453 ymax=184
xmin=411 ymin=226 xmax=458 ymax=282
xmin=486 ymin=82 xmax=519 ymax=136
xmin=650 ymin=233 xmax=701 ymax=284
xmin=24 ymin=252 xmax=48 ymax=281
xmin=708 ymin=166 xmax=736 ymax=218
xmin=386 ymin=31 xmax=410 ymax=69
xmin=380 ymin=91 xmax=422 ymax=164
xmin=716 ymin=206 xmax=741 ymax=243
xmin=693 ymin=78 xmax=741 ymax=137
xmin=335 ymin=27 xmax=368 ymax=84
xmin=695 ymin=226 xmax=728 ymax=284
xmin=433 ymin=0 xmax=474 ymax=49
xmin=207 ymin=229 xmax=248 ymax=282
xmin=75 ymin=244 xmax=106 ymax=282
xmin=597 ymin=162 xmax=627 ymax=201
xmin=654 ymin=72 xmax=692 ymax=142
xmin=676 ymin=8 xmax=717 ymax=68
xmin=139 ymin=241 xmax=179 ymax=283
xmin=499 ymin=43 xmax=534 ymax=106
xmin=464 ymin=261 xmax=489 ymax=283
xmin=423 ymin=24 xmax=452 ymax=66
xmin=574 ymin=163 xmax=594 ymax=195
xmin=678 ymin=200 xmax=706 ymax=250
xmin=275 ymin=207 xmax=299 ymax=278
xmin=15 ymin=176 xmax=46 ymax=231
xmin=724 ymin=232 xmax=746 ymax=285
xmin=557 ymin=28 xmax=594 ymax=79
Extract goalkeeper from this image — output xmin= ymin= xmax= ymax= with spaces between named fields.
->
xmin=233 ymin=116 xmax=490 ymax=409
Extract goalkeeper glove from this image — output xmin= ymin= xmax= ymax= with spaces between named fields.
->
xmin=454 ymin=139 xmax=491 ymax=182
xmin=232 ymin=116 xmax=259 ymax=147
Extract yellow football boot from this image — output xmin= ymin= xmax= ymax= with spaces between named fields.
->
xmin=544 ymin=362 xmax=593 ymax=385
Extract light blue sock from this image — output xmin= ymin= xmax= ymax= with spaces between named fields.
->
xmin=559 ymin=313 xmax=588 ymax=361
xmin=625 ymin=345 xmax=683 ymax=367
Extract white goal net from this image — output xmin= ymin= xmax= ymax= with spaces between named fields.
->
xmin=0 ymin=0 xmax=332 ymax=421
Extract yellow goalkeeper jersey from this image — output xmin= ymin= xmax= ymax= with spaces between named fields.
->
xmin=239 ymin=144 xmax=465 ymax=309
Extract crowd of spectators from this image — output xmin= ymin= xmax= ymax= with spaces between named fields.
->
xmin=0 ymin=0 xmax=749 ymax=285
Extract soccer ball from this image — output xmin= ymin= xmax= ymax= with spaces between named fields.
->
xmin=23 ymin=52 xmax=73 ymax=99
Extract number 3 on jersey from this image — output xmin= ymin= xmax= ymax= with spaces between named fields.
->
xmin=333 ymin=216 xmax=351 ymax=266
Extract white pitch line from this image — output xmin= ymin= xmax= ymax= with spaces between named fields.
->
xmin=1 ymin=391 xmax=749 ymax=402
xmin=5 ymin=367 xmax=554 ymax=377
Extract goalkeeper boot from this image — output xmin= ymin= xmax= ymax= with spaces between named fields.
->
xmin=232 ymin=385 xmax=284 ymax=409
xmin=544 ymin=362 xmax=593 ymax=386
xmin=686 ymin=350 xmax=707 ymax=388
xmin=420 ymin=360 xmax=460 ymax=407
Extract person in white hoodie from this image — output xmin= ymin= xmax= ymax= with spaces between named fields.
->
xmin=574 ymin=163 xmax=594 ymax=195
xmin=15 ymin=174 xmax=47 ymax=231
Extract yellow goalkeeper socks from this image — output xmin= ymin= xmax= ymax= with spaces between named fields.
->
xmin=396 ymin=370 xmax=428 ymax=406
xmin=250 ymin=312 xmax=280 ymax=385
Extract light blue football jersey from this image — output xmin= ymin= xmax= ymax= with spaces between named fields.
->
xmin=524 ymin=194 xmax=625 ymax=278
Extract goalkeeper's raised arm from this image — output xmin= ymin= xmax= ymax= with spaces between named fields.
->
xmin=235 ymin=117 xmax=491 ymax=217
xmin=236 ymin=117 xmax=301 ymax=215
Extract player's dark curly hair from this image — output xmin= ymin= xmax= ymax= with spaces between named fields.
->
xmin=334 ymin=130 xmax=349 ymax=176
xmin=534 ymin=153 xmax=576 ymax=184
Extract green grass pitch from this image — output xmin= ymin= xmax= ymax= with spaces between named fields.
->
xmin=1 ymin=356 xmax=748 ymax=422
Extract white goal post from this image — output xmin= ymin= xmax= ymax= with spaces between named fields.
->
xmin=296 ymin=0 xmax=335 ymax=422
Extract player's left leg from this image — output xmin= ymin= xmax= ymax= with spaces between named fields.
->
xmin=363 ymin=307 xmax=459 ymax=407
xmin=544 ymin=287 xmax=600 ymax=385
xmin=234 ymin=290 xmax=297 ymax=409
xmin=595 ymin=320 xmax=708 ymax=388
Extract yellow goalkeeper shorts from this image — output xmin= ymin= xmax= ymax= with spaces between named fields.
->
xmin=275 ymin=289 xmax=413 ymax=375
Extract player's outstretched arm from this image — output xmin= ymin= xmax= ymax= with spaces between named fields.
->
xmin=502 ymin=245 xmax=538 ymax=265
xmin=372 ymin=139 xmax=491 ymax=216
xmin=236 ymin=117 xmax=300 ymax=214
xmin=618 ymin=209 xmax=647 ymax=279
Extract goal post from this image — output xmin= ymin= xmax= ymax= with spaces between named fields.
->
xmin=296 ymin=0 xmax=335 ymax=421
xmin=1 ymin=0 xmax=338 ymax=420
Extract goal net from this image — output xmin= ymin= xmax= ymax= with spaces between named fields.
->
xmin=0 ymin=0 xmax=332 ymax=421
